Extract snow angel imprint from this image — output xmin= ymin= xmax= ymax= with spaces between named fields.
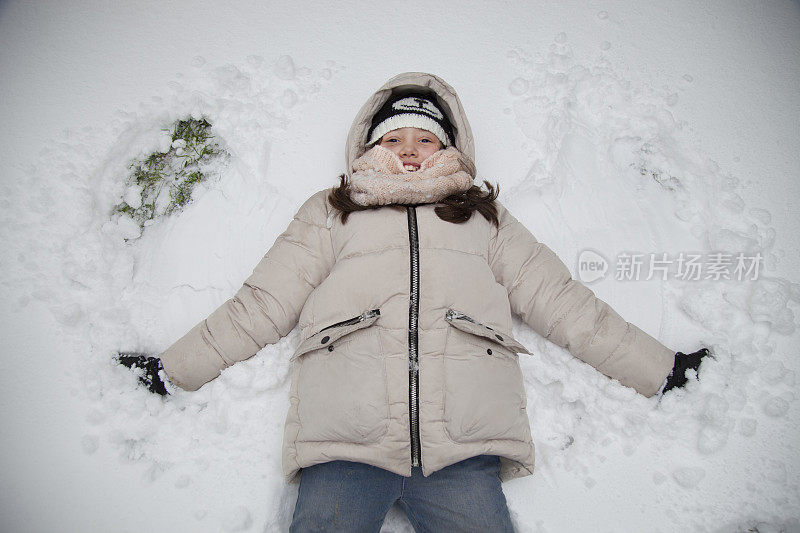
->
xmin=120 ymin=72 xmax=710 ymax=531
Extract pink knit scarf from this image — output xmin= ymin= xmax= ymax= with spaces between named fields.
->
xmin=349 ymin=145 xmax=473 ymax=206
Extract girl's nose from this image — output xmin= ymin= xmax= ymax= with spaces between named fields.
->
xmin=400 ymin=143 xmax=417 ymax=157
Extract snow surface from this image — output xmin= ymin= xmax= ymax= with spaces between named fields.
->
xmin=1 ymin=1 xmax=799 ymax=532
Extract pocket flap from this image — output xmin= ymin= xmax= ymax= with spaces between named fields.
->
xmin=445 ymin=308 xmax=530 ymax=355
xmin=292 ymin=309 xmax=381 ymax=360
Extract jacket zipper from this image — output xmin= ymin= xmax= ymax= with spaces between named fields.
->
xmin=319 ymin=309 xmax=381 ymax=332
xmin=407 ymin=206 xmax=421 ymax=467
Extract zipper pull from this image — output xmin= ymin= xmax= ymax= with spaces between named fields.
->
xmin=445 ymin=309 xmax=468 ymax=321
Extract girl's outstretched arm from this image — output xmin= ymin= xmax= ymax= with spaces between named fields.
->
xmin=159 ymin=191 xmax=335 ymax=391
xmin=488 ymin=202 xmax=675 ymax=397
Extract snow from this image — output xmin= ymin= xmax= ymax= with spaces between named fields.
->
xmin=1 ymin=1 xmax=799 ymax=531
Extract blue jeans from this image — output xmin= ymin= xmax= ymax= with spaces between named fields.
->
xmin=289 ymin=455 xmax=515 ymax=532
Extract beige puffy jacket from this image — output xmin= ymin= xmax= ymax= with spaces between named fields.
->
xmin=160 ymin=72 xmax=675 ymax=483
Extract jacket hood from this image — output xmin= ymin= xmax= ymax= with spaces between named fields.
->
xmin=345 ymin=72 xmax=475 ymax=177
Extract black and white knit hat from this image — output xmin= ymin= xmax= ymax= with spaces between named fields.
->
xmin=366 ymin=91 xmax=454 ymax=147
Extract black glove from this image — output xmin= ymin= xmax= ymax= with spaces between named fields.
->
xmin=116 ymin=352 xmax=169 ymax=396
xmin=662 ymin=348 xmax=711 ymax=393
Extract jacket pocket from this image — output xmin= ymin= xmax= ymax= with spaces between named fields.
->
xmin=293 ymin=309 xmax=389 ymax=444
xmin=443 ymin=308 xmax=531 ymax=443
xmin=292 ymin=309 xmax=382 ymax=360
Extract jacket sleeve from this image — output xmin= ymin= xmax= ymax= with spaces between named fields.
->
xmin=488 ymin=202 xmax=674 ymax=397
xmin=160 ymin=190 xmax=335 ymax=391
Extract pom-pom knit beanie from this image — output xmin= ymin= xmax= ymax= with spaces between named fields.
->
xmin=366 ymin=90 xmax=454 ymax=147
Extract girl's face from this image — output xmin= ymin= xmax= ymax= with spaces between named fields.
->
xmin=378 ymin=127 xmax=443 ymax=171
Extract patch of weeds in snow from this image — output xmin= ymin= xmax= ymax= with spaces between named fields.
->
xmin=113 ymin=117 xmax=228 ymax=233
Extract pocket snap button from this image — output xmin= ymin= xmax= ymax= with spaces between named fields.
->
xmin=328 ymin=345 xmax=334 ymax=352
xmin=321 ymin=335 xmax=330 ymax=344
xmin=486 ymin=348 xmax=493 ymax=355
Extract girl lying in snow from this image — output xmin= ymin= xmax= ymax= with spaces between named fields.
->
xmin=119 ymin=72 xmax=709 ymax=532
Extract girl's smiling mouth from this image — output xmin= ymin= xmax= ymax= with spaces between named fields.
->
xmin=403 ymin=162 xmax=421 ymax=171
